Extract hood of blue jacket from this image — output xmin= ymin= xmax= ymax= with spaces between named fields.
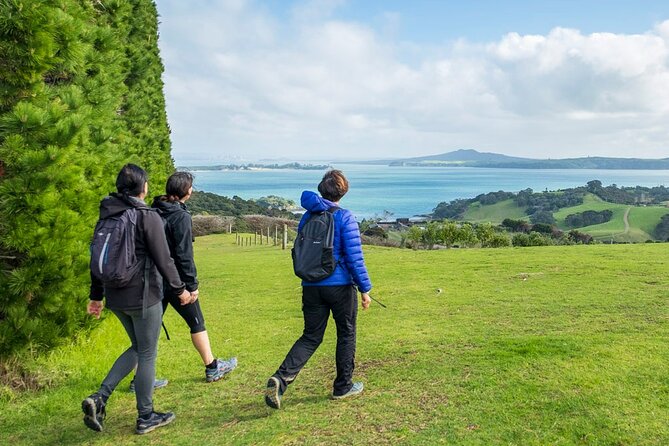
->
xmin=300 ymin=190 xmax=337 ymax=212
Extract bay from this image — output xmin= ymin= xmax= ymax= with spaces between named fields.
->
xmin=191 ymin=164 xmax=669 ymax=219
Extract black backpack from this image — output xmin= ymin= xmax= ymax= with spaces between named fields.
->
xmin=292 ymin=207 xmax=339 ymax=282
xmin=90 ymin=208 xmax=143 ymax=288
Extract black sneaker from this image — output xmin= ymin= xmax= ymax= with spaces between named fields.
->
xmin=81 ymin=393 xmax=106 ymax=432
xmin=136 ymin=411 xmax=176 ymax=435
xmin=264 ymin=376 xmax=282 ymax=409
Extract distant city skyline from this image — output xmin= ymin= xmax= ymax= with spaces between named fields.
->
xmin=155 ymin=0 xmax=669 ymax=164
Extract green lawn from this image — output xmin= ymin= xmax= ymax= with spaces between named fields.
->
xmin=462 ymin=199 xmax=528 ymax=224
xmin=2 ymin=235 xmax=669 ymax=445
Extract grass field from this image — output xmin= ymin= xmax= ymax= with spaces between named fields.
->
xmin=553 ymin=194 xmax=669 ymax=242
xmin=462 ymin=199 xmax=528 ymax=224
xmin=2 ymin=235 xmax=669 ymax=445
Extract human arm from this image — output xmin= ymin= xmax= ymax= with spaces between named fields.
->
xmin=142 ymin=211 xmax=186 ymax=296
xmin=340 ymin=210 xmax=372 ymax=293
xmin=170 ymin=212 xmax=199 ymax=292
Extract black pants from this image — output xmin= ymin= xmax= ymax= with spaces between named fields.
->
xmin=274 ymin=285 xmax=358 ymax=396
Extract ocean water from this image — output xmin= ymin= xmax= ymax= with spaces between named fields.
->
xmin=191 ymin=164 xmax=669 ymax=219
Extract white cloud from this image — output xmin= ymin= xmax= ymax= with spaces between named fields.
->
xmin=155 ymin=0 xmax=669 ymax=162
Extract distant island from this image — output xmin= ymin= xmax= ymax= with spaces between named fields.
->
xmin=379 ymin=149 xmax=669 ymax=170
xmin=182 ymin=162 xmax=331 ymax=171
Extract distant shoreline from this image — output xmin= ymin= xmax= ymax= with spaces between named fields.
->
xmin=180 ymin=162 xmax=330 ymax=171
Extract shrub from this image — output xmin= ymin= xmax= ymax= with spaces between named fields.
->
xmin=192 ymin=215 xmax=234 ymax=237
xmin=486 ymin=233 xmax=512 ymax=248
xmin=361 ymin=235 xmax=401 ymax=247
xmin=362 ymin=226 xmax=388 ymax=239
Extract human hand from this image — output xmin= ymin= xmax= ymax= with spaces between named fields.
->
xmin=191 ymin=289 xmax=199 ymax=302
xmin=87 ymin=300 xmax=104 ymax=319
xmin=178 ymin=289 xmax=192 ymax=306
xmin=361 ymin=292 xmax=371 ymax=310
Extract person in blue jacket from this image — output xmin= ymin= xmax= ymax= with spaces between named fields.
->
xmin=265 ymin=169 xmax=372 ymax=409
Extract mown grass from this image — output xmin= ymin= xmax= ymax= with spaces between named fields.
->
xmin=2 ymin=235 xmax=669 ymax=445
xmin=462 ymin=199 xmax=528 ymax=224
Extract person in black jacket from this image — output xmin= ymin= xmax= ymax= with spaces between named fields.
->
xmin=83 ymin=164 xmax=192 ymax=435
xmin=152 ymin=171 xmax=237 ymax=382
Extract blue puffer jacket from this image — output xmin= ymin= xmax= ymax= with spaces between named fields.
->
xmin=298 ymin=191 xmax=372 ymax=293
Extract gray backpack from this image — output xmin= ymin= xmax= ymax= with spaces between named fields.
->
xmin=90 ymin=208 xmax=143 ymax=287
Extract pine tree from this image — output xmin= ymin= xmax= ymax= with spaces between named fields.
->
xmin=0 ymin=0 xmax=174 ymax=357
xmin=122 ymin=0 xmax=173 ymax=195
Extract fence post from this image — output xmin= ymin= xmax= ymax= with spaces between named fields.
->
xmin=255 ymin=232 xmax=258 ymax=245
xmin=282 ymin=224 xmax=287 ymax=250
xmin=229 ymin=223 xmax=232 ymax=233
xmin=267 ymin=227 xmax=270 ymax=245
xmin=274 ymin=226 xmax=278 ymax=246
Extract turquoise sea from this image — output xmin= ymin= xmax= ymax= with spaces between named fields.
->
xmin=191 ymin=164 xmax=669 ymax=219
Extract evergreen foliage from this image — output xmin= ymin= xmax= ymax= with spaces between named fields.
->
xmin=0 ymin=0 xmax=173 ymax=357
xmin=565 ymin=210 xmax=613 ymax=228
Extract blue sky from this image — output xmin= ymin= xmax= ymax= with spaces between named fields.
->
xmin=155 ymin=0 xmax=669 ymax=163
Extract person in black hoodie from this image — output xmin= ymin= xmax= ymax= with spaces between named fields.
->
xmin=152 ymin=171 xmax=237 ymax=382
xmin=83 ymin=164 xmax=192 ymax=435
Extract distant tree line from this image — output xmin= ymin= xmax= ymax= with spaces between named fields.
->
xmin=401 ymin=219 xmax=593 ymax=250
xmin=187 ymin=191 xmax=298 ymax=219
xmin=565 ymin=210 xmax=613 ymax=228
xmin=184 ymin=163 xmax=330 ymax=171
xmin=654 ymin=215 xmax=669 ymax=241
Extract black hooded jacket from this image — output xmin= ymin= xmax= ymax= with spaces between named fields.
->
xmin=151 ymin=196 xmax=198 ymax=293
xmin=89 ymin=193 xmax=186 ymax=310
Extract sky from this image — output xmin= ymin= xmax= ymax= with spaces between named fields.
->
xmin=155 ymin=0 xmax=669 ymax=164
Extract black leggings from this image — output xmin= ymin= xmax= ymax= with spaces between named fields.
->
xmin=162 ymin=293 xmax=207 ymax=334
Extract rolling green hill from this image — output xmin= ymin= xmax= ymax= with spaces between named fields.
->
xmin=457 ymin=193 xmax=669 ymax=242
xmin=462 ymin=199 xmax=528 ymax=224
xmin=552 ymin=194 xmax=669 ymax=242
xmin=2 ymin=236 xmax=669 ymax=444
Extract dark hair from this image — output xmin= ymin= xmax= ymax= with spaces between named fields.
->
xmin=165 ymin=171 xmax=194 ymax=202
xmin=116 ymin=163 xmax=148 ymax=196
xmin=318 ymin=169 xmax=349 ymax=202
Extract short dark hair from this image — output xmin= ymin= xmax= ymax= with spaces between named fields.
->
xmin=165 ymin=171 xmax=194 ymax=201
xmin=318 ymin=169 xmax=349 ymax=202
xmin=116 ymin=163 xmax=147 ymax=196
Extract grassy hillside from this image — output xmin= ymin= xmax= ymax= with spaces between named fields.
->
xmin=553 ymin=194 xmax=669 ymax=242
xmin=462 ymin=199 xmax=528 ymax=224
xmin=2 ymin=236 xmax=669 ymax=445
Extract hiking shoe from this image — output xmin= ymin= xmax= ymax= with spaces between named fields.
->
xmin=136 ymin=411 xmax=176 ymax=435
xmin=82 ymin=393 xmax=106 ymax=432
xmin=332 ymin=382 xmax=364 ymax=400
xmin=205 ymin=357 xmax=238 ymax=382
xmin=129 ymin=377 xmax=169 ymax=393
xmin=264 ymin=376 xmax=282 ymax=409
